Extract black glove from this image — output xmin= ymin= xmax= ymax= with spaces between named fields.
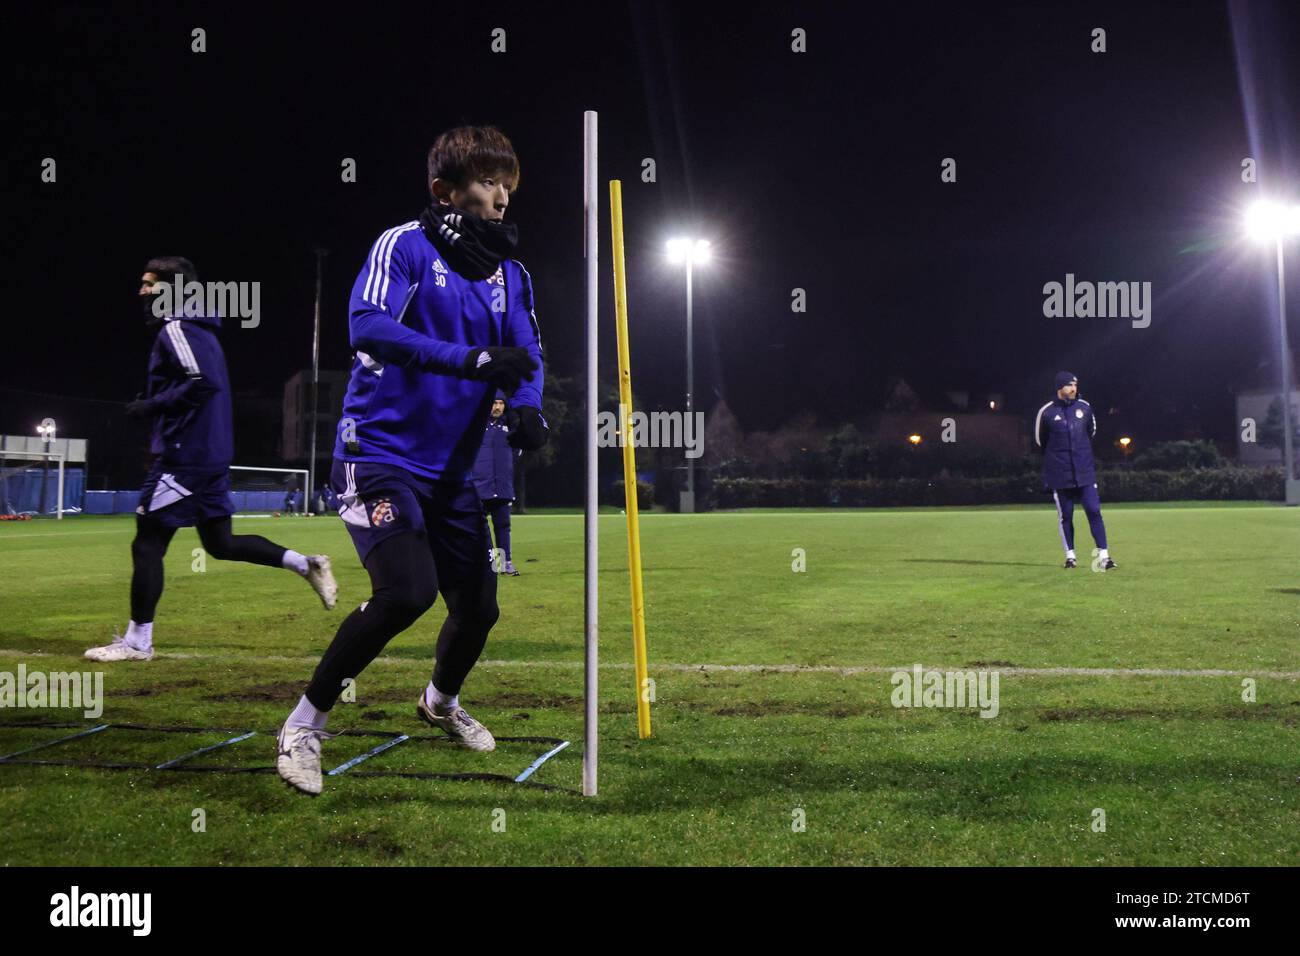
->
xmin=463 ymin=346 xmax=538 ymax=394
xmin=125 ymin=398 xmax=154 ymax=419
xmin=506 ymin=404 xmax=549 ymax=451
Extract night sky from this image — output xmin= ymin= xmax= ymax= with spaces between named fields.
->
xmin=5 ymin=0 xmax=1299 ymax=467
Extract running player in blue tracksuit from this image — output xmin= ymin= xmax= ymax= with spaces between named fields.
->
xmin=1035 ymin=371 xmax=1117 ymax=570
xmin=84 ymin=257 xmax=338 ymax=663
xmin=277 ymin=127 xmax=549 ymax=794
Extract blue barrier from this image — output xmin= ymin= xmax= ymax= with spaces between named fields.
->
xmin=0 ymin=467 xmax=85 ymax=514
xmin=84 ymin=490 xmax=115 ymax=515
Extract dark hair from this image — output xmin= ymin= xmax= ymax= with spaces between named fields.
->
xmin=426 ymin=126 xmax=520 ymax=196
xmin=144 ymin=256 xmax=199 ymax=283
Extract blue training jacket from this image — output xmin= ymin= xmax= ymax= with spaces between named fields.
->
xmin=333 ymin=220 xmax=544 ymax=481
xmin=473 ymin=417 xmax=518 ymax=500
xmin=1035 ymin=395 xmax=1097 ymax=490
xmin=139 ymin=314 xmax=233 ymax=471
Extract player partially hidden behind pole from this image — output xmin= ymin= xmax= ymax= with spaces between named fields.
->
xmin=277 ymin=127 xmax=549 ymax=794
xmin=476 ymin=391 xmax=523 ymax=575
xmin=1034 ymin=371 xmax=1118 ymax=570
xmin=85 ymin=257 xmax=338 ymax=663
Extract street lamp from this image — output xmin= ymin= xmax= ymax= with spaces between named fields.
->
xmin=1118 ymin=436 xmax=1133 ymax=467
xmin=666 ymin=237 xmax=711 ymax=513
xmin=1245 ymin=199 xmax=1300 ymax=505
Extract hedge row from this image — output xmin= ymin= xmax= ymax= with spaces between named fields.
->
xmin=711 ymin=468 xmax=1285 ymax=508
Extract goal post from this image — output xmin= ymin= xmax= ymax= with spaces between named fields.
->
xmin=0 ymin=450 xmax=66 ymax=519
xmin=227 ymin=465 xmax=310 ymax=515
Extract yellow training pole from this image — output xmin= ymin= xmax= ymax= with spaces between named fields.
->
xmin=609 ymin=179 xmax=651 ymax=739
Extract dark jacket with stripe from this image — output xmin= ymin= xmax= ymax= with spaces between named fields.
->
xmin=137 ymin=315 xmax=233 ymax=471
xmin=1035 ymin=396 xmax=1097 ymax=490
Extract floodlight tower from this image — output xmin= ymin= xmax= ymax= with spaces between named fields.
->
xmin=666 ymin=237 xmax=711 ymax=513
xmin=1245 ymin=200 xmax=1300 ymax=505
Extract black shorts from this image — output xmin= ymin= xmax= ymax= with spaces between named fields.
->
xmin=332 ymin=459 xmax=492 ymax=572
xmin=137 ymin=463 xmax=234 ymax=528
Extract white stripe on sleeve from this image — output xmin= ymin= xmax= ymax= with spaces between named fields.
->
xmin=378 ymin=224 xmax=419 ymax=306
xmin=165 ymin=322 xmax=200 ymax=375
xmin=362 ymin=225 xmax=401 ymax=304
xmin=1034 ymin=402 xmax=1052 ymax=447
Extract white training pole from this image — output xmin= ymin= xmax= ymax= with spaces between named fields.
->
xmin=56 ymin=458 xmax=64 ymax=520
xmin=583 ymin=110 xmax=599 ymax=797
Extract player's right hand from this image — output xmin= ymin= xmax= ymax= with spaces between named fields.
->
xmin=463 ymin=346 xmax=538 ymax=394
xmin=124 ymin=398 xmax=153 ymax=419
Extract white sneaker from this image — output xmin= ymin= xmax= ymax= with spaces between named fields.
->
xmin=416 ymin=695 xmax=496 ymax=752
xmin=276 ymin=722 xmax=336 ymax=795
xmin=85 ymin=632 xmax=153 ymax=662
xmin=305 ymin=555 xmax=338 ymax=610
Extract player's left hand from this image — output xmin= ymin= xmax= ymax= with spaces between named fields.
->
xmin=507 ymin=404 xmax=549 ymax=450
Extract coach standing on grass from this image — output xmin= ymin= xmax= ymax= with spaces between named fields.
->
xmin=1035 ymin=371 xmax=1117 ymax=570
xmin=277 ymin=126 xmax=548 ymax=795
xmin=474 ymin=392 xmax=523 ymax=576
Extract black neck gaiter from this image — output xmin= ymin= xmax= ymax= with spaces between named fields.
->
xmin=420 ymin=201 xmax=519 ymax=280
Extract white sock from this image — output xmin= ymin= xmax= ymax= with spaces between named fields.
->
xmin=282 ymin=550 xmax=310 ymax=576
xmin=425 ymin=682 xmax=458 ymax=714
xmin=1065 ymin=549 xmax=1076 ymax=560
xmin=1099 ymin=548 xmax=1109 ymax=560
xmin=287 ymin=695 xmax=328 ymax=731
xmin=125 ymin=620 xmax=153 ymax=651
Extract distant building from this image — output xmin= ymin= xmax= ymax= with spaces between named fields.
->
xmin=282 ymin=370 xmax=349 ymax=464
xmin=1235 ymin=386 xmax=1300 ymax=467
xmin=868 ymin=378 xmax=1025 ymax=455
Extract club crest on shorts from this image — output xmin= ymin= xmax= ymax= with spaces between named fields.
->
xmin=369 ymin=498 xmax=398 ymax=526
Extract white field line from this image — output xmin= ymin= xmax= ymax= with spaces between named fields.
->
xmin=0 ymin=648 xmax=1295 ymax=679
xmin=0 ymin=504 xmax=1289 ymax=541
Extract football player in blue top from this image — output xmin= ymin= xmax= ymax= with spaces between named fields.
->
xmin=277 ymin=127 xmax=549 ymax=794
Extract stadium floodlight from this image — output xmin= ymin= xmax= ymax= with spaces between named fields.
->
xmin=1244 ymin=200 xmax=1300 ymax=242
xmin=1243 ymin=199 xmax=1300 ymax=504
xmin=665 ymin=236 xmax=711 ymax=512
xmin=908 ymin=434 xmax=922 ymax=445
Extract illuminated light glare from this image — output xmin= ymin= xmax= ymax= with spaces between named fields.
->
xmin=1245 ymin=200 xmax=1300 ymax=242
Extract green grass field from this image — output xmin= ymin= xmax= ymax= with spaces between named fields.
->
xmin=1 ymin=503 xmax=1297 ymax=866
